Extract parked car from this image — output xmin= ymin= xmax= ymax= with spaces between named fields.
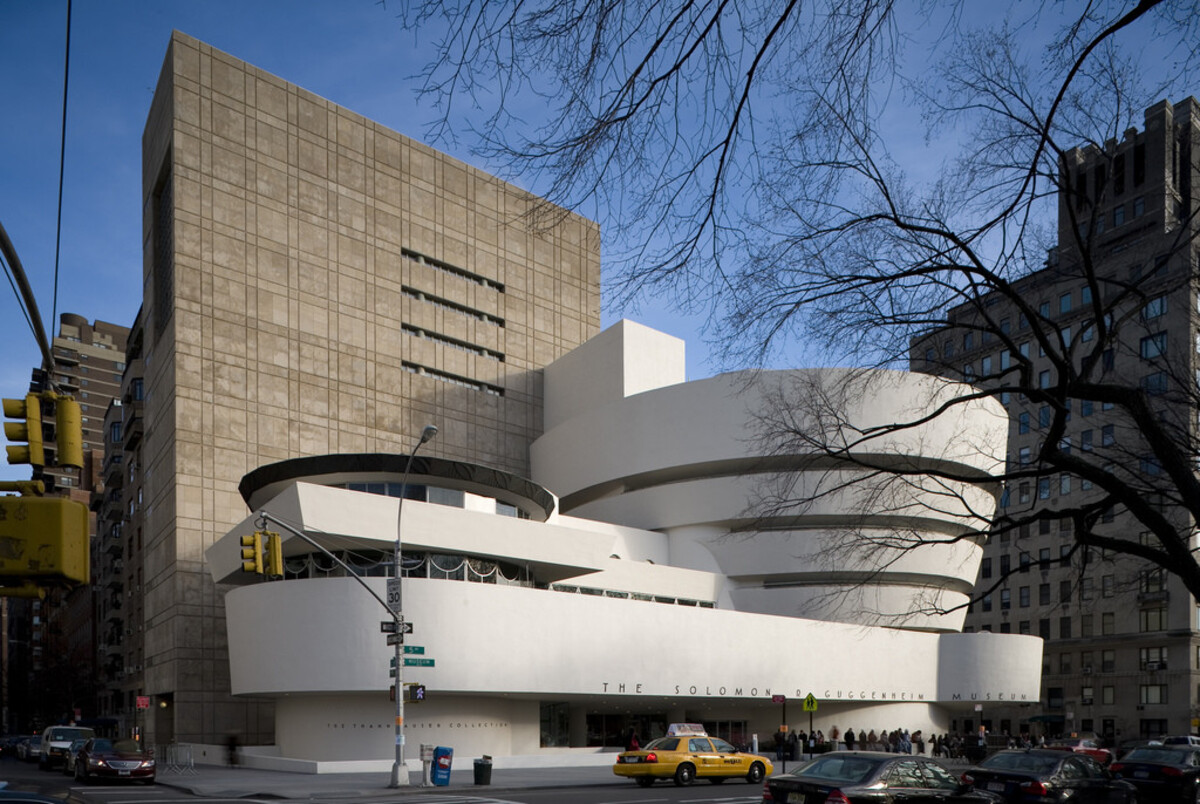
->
xmin=764 ymin=752 xmax=1004 ymax=803
xmin=39 ymin=726 xmax=94 ymax=770
xmin=60 ymin=739 xmax=89 ymax=776
xmin=1044 ymin=736 xmax=1114 ymax=765
xmin=73 ymin=738 xmax=155 ymax=784
xmin=614 ymin=723 xmax=772 ymax=786
xmin=15 ymin=736 xmax=40 ymax=763
xmin=1163 ymin=736 xmax=1200 ymax=748
xmin=961 ymin=749 xmax=1137 ymax=802
xmin=1109 ymin=745 xmax=1200 ymax=802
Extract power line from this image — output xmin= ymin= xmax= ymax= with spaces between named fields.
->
xmin=51 ymin=0 xmax=73 ymax=328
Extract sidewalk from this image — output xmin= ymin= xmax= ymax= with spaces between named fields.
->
xmin=155 ymin=763 xmax=622 ymax=799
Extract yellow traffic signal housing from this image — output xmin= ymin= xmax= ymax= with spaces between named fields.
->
xmin=240 ymin=532 xmax=264 ymax=574
xmin=264 ymin=531 xmax=283 ymax=578
xmin=3 ymin=395 xmax=45 ymax=467
xmin=0 ymin=496 xmax=89 ymax=586
xmin=54 ymin=396 xmax=83 ymax=469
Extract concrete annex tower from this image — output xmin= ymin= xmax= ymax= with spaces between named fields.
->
xmin=136 ymin=32 xmax=599 ymax=745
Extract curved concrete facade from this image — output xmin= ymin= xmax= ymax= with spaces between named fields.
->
xmin=532 ymin=362 xmax=1008 ymax=631
xmin=208 ymin=321 xmax=1039 ymax=772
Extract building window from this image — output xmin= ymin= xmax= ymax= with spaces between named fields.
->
xmin=1102 ymin=612 xmax=1114 ymax=635
xmin=1113 ymin=204 xmax=1126 ymax=227
xmin=1133 ymin=196 xmax=1145 ymax=217
xmin=1141 ymin=371 xmax=1168 ymax=395
xmin=1039 ymin=583 xmax=1051 ymax=605
xmin=1060 ymin=580 xmax=1072 ymax=603
xmin=1140 ymin=646 xmax=1167 ymax=670
xmin=1140 ymin=332 xmax=1167 ymax=359
xmin=1019 ymin=552 xmax=1031 ymax=573
xmin=1060 ymin=293 xmax=1072 ymax=314
xmin=1039 ymin=370 xmax=1051 ymax=389
xmin=981 ymin=558 xmax=992 ymax=579
xmin=1000 ymin=555 xmax=1011 ymax=575
xmin=1081 ymin=429 xmax=1093 ymax=451
xmin=1038 ymin=478 xmax=1051 ymax=499
xmin=1001 ymin=589 xmax=1011 ymax=610
xmin=1081 ymin=615 xmax=1094 ymax=637
xmin=1060 ymin=617 xmax=1072 ymax=639
xmin=1143 ymin=295 xmax=1167 ymax=320
xmin=982 ymin=595 xmax=993 ymax=612
xmin=1101 ymin=425 xmax=1114 ymax=446
xmin=1018 ymin=412 xmax=1030 ymax=434
xmin=1019 ymin=586 xmax=1030 ymax=607
xmin=1140 ymin=684 xmax=1167 ymax=705
xmin=1103 ymin=686 xmax=1115 ymax=705
xmin=1060 ymin=474 xmax=1071 ymax=495
xmin=1141 ymin=607 xmax=1167 ymax=632
xmin=1039 ymin=619 xmax=1051 ymax=639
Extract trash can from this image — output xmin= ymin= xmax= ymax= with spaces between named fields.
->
xmin=473 ymin=755 xmax=492 ymax=785
xmin=431 ymin=746 xmax=453 ymax=786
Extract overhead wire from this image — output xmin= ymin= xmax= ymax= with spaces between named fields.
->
xmin=51 ymin=0 xmax=73 ymax=327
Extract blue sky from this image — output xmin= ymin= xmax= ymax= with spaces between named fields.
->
xmin=0 ymin=0 xmax=723 ymax=481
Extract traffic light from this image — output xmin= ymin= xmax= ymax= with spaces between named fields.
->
xmin=263 ymin=531 xmax=283 ymax=578
xmin=54 ymin=395 xmax=83 ymax=469
xmin=240 ymin=532 xmax=263 ymax=574
xmin=407 ymin=684 xmax=426 ymax=703
xmin=0 ymin=496 xmax=89 ymax=587
xmin=3 ymin=395 xmax=45 ymax=467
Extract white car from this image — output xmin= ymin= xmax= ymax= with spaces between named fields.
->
xmin=1162 ymin=735 xmax=1200 ymax=747
xmin=38 ymin=726 xmax=94 ymax=770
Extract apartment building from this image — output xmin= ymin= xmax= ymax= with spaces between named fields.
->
xmin=3 ymin=315 xmax=128 ymax=732
xmin=915 ymin=97 xmax=1200 ymax=741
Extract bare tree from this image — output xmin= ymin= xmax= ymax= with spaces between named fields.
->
xmin=401 ymin=1 xmax=1200 ymax=610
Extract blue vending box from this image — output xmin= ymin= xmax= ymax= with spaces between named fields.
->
xmin=431 ymin=746 xmax=453 ymax=786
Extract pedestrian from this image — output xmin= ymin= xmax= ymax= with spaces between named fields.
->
xmin=788 ymin=729 xmax=800 ymax=761
xmin=774 ymin=730 xmax=786 ymax=762
xmin=225 ymin=733 xmax=240 ymax=767
xmin=625 ymin=727 xmax=640 ymax=752
xmin=845 ymin=728 xmax=856 ymax=750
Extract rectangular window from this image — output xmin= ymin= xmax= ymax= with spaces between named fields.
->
xmin=1140 ymin=684 xmax=1167 ymax=705
xmin=1140 ymin=332 xmax=1167 ymax=359
xmin=1001 ymin=589 xmax=1011 ymax=610
xmin=1133 ymin=196 xmax=1145 ymax=217
xmin=1019 ymin=586 xmax=1030 ymax=607
xmin=981 ymin=355 xmax=993 ymax=375
xmin=1081 ymin=399 xmax=1093 ymax=417
xmin=1081 ymin=429 xmax=1093 ymax=451
xmin=1102 ymin=575 xmax=1114 ymax=598
xmin=1102 ymin=425 xmax=1114 ymax=446
xmin=1141 ymin=371 xmax=1168 ymax=395
xmin=1101 ymin=612 xmax=1114 ymax=635
xmin=1039 ymin=583 xmax=1051 ymax=605
xmin=1039 ymin=619 xmax=1051 ymax=639
xmin=1039 ymin=370 xmax=1051 ymax=389
xmin=1140 ymin=646 xmax=1167 ymax=670
xmin=981 ymin=558 xmax=992 ymax=579
xmin=1113 ymin=204 xmax=1126 ymax=226
xmin=1060 ymin=617 xmax=1072 ymax=639
xmin=1060 ymin=474 xmax=1071 ymax=495
xmin=1103 ymin=686 xmax=1115 ymax=705
xmin=1020 ymin=552 xmax=1031 ymax=573
xmin=982 ymin=595 xmax=993 ymax=612
xmin=1060 ymin=580 xmax=1072 ymax=604
xmin=1141 ymin=607 xmax=1167 ymax=632
xmin=1000 ymin=555 xmax=1011 ymax=575
xmin=1143 ymin=295 xmax=1167 ymax=320
xmin=1060 ymin=293 xmax=1072 ymax=314
xmin=1018 ymin=413 xmax=1029 ymax=434
xmin=1038 ymin=478 xmax=1051 ymax=499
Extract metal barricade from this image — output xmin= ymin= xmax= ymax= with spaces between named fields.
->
xmin=155 ymin=743 xmax=197 ymax=774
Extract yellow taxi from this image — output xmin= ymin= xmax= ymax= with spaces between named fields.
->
xmin=613 ymin=723 xmax=773 ymax=787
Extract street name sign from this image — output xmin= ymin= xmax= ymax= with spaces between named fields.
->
xmin=404 ymin=657 xmax=435 ymax=667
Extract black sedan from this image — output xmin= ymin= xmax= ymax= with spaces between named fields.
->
xmin=73 ymin=738 xmax=155 ymax=784
xmin=962 ymin=749 xmax=1137 ymax=802
xmin=763 ymin=751 xmax=1005 ymax=803
xmin=1110 ymin=745 xmax=1200 ymax=802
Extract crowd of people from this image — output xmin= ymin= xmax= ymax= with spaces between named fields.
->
xmin=772 ymin=727 xmax=1032 ymax=761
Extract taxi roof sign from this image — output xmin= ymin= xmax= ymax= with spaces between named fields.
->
xmin=666 ymin=723 xmax=707 ymax=736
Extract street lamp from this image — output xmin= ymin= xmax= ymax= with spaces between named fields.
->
xmin=390 ymin=424 xmax=437 ymax=788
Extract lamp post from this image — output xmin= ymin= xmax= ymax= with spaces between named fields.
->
xmin=390 ymin=424 xmax=437 ymax=788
